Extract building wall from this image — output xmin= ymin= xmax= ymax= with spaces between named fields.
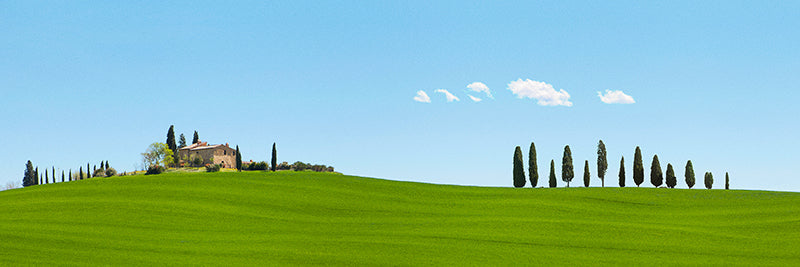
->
xmin=179 ymin=146 xmax=236 ymax=168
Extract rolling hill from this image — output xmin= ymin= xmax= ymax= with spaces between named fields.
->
xmin=1 ymin=171 xmax=798 ymax=265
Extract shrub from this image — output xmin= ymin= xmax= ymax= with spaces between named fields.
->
xmin=513 ymin=146 xmax=526 ymax=188
xmin=292 ymin=161 xmax=309 ymax=171
xmin=105 ymin=168 xmax=117 ymax=177
xmin=146 ymin=165 xmax=165 ymax=175
xmin=247 ymin=161 xmax=268 ymax=171
xmin=205 ymin=164 xmax=221 ymax=172
xmin=93 ymin=168 xmax=106 ymax=178
xmin=277 ymin=162 xmax=291 ymax=170
xmin=190 ymin=154 xmax=204 ymax=167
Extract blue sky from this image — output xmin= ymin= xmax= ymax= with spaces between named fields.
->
xmin=2 ymin=1 xmax=799 ymax=191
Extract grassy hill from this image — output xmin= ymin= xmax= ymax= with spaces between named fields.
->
xmin=1 ymin=172 xmax=799 ymax=265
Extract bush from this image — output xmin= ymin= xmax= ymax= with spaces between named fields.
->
xmin=292 ymin=161 xmax=308 ymax=171
xmin=277 ymin=162 xmax=291 ymax=170
xmin=92 ymin=168 xmax=106 ymax=178
xmin=247 ymin=161 xmax=268 ymax=171
xmin=105 ymin=168 xmax=117 ymax=177
xmin=205 ymin=164 xmax=221 ymax=172
xmin=190 ymin=154 xmax=204 ymax=167
xmin=146 ymin=165 xmax=165 ymax=175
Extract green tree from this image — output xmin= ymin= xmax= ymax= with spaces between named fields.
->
xmin=618 ymin=156 xmax=626 ymax=187
xmin=549 ymin=160 xmax=557 ymax=188
xmin=513 ymin=146 xmax=526 ymax=188
xmin=597 ymin=140 xmax=608 ymax=187
xmin=105 ymin=161 xmax=109 ymax=170
xmin=141 ymin=142 xmax=174 ymax=168
xmin=167 ymin=125 xmax=176 ymax=153
xmin=235 ymin=145 xmax=242 ymax=172
xmin=633 ymin=146 xmax=644 ymax=187
xmin=704 ymin=172 xmax=713 ymax=189
xmin=79 ymin=167 xmax=84 ymax=180
xmin=528 ymin=142 xmax=538 ymax=187
xmin=271 ymin=143 xmax=277 ymax=172
xmin=685 ymin=160 xmax=695 ymax=189
xmin=583 ymin=160 xmax=590 ymax=187
xmin=23 ymin=160 xmax=36 ymax=187
xmin=61 ymin=170 xmax=65 ymax=183
xmin=178 ymin=133 xmax=187 ymax=148
xmin=69 ymin=170 xmax=72 ymax=181
xmin=192 ymin=131 xmax=199 ymax=144
xmin=87 ymin=163 xmax=91 ymax=178
xmin=650 ymin=155 xmax=663 ymax=187
xmin=665 ymin=163 xmax=676 ymax=188
xmin=45 ymin=171 xmax=48 ymax=184
xmin=562 ymin=145 xmax=574 ymax=187
xmin=725 ymin=172 xmax=730 ymax=190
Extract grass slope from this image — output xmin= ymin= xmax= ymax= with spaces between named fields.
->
xmin=1 ymin=172 xmax=799 ymax=265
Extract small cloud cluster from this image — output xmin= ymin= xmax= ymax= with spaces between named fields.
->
xmin=413 ymin=90 xmax=430 ymax=103
xmin=507 ymin=78 xmax=572 ymax=106
xmin=415 ymin=82 xmax=492 ymax=103
xmin=597 ymin=90 xmax=635 ymax=104
xmin=435 ymin=89 xmax=460 ymax=102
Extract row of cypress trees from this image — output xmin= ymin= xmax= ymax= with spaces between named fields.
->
xmin=23 ymin=160 xmax=116 ymax=187
xmin=513 ymin=141 xmax=730 ymax=189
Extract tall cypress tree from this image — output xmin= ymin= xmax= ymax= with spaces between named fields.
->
xmin=528 ymin=142 xmax=538 ymax=188
xmin=685 ymin=160 xmax=695 ymax=189
xmin=79 ymin=167 xmax=84 ymax=180
xmin=633 ymin=146 xmax=644 ymax=187
xmin=235 ymin=145 xmax=242 ymax=172
xmin=704 ymin=172 xmax=713 ymax=189
xmin=583 ymin=160 xmax=590 ymax=187
xmin=105 ymin=161 xmax=110 ymax=170
xmin=167 ymin=125 xmax=177 ymax=155
xmin=650 ymin=155 xmax=663 ymax=187
xmin=45 ymin=171 xmax=48 ymax=184
xmin=665 ymin=163 xmax=676 ymax=188
xmin=23 ymin=160 xmax=36 ymax=187
xmin=178 ymin=133 xmax=187 ymax=148
xmin=725 ymin=172 xmax=730 ymax=190
xmin=69 ymin=170 xmax=72 ymax=181
xmin=618 ymin=156 xmax=626 ymax=187
xmin=597 ymin=140 xmax=608 ymax=187
xmin=62 ymin=170 xmax=65 ymax=183
xmin=513 ymin=146 xmax=526 ymax=188
xmin=562 ymin=145 xmax=574 ymax=187
xmin=192 ymin=131 xmax=200 ymax=144
xmin=35 ymin=167 xmax=39 ymax=185
xmin=52 ymin=167 xmax=55 ymax=183
xmin=271 ymin=143 xmax=277 ymax=172
xmin=87 ymin=163 xmax=91 ymax=178
xmin=549 ymin=160 xmax=557 ymax=188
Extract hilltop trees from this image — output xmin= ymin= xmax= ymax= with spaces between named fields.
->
xmin=583 ymin=160 xmax=590 ymax=187
xmin=685 ymin=160 xmax=695 ymax=188
xmin=178 ymin=133 xmax=187 ymax=148
xmin=562 ymin=145 xmax=574 ymax=187
xmin=549 ymin=160 xmax=557 ymax=188
xmin=665 ymin=163 xmax=676 ymax=188
xmin=513 ymin=146 xmax=526 ymax=188
xmin=528 ymin=142 xmax=538 ymax=187
xmin=704 ymin=172 xmax=713 ymax=189
xmin=235 ymin=145 xmax=242 ymax=172
xmin=597 ymin=140 xmax=607 ymax=187
xmin=142 ymin=143 xmax=174 ymax=168
xmin=192 ymin=131 xmax=199 ymax=144
xmin=166 ymin=125 xmax=177 ymax=153
xmin=725 ymin=172 xmax=730 ymax=190
xmin=633 ymin=146 xmax=644 ymax=187
xmin=650 ymin=155 xmax=663 ymax=187
xmin=23 ymin=161 xmax=36 ymax=187
xmin=618 ymin=156 xmax=626 ymax=187
xmin=271 ymin=143 xmax=277 ymax=172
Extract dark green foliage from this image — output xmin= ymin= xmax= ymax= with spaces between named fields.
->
xmin=513 ymin=146 xmax=526 ymax=188
xmin=271 ymin=143 xmax=277 ymax=172
xmin=69 ymin=170 xmax=72 ymax=181
xmin=528 ymin=142 xmax=538 ymax=187
xmin=685 ymin=160 xmax=695 ymax=189
xmin=178 ymin=133 xmax=187 ymax=148
xmin=633 ymin=146 xmax=644 ymax=187
xmin=704 ymin=172 xmax=713 ymax=189
xmin=246 ymin=161 xmax=269 ymax=171
xmin=549 ymin=160 xmax=557 ymax=188
xmin=79 ymin=167 xmax=84 ymax=180
xmin=206 ymin=164 xmax=221 ymax=172
xmin=35 ymin=167 xmax=39 ymax=185
xmin=45 ymin=171 xmax=48 ymax=184
xmin=618 ymin=156 xmax=626 ymax=187
xmin=192 ymin=131 xmax=199 ymax=144
xmin=293 ymin=161 xmax=309 ymax=172
xmin=562 ymin=145 xmax=574 ymax=187
xmin=277 ymin=161 xmax=291 ymax=171
xmin=650 ymin=155 xmax=663 ymax=187
xmin=93 ymin=168 xmax=106 ymax=178
xmin=583 ymin=160 xmax=590 ymax=187
xmin=235 ymin=145 xmax=242 ymax=172
xmin=62 ymin=171 xmax=65 ymax=182
xmin=87 ymin=163 xmax=91 ymax=178
xmin=52 ymin=167 xmax=55 ymax=183
xmin=167 ymin=125 xmax=176 ymax=153
xmin=725 ymin=172 xmax=730 ymax=190
xmin=105 ymin=168 xmax=117 ymax=177
xmin=597 ymin=140 xmax=607 ymax=187
xmin=146 ymin=165 xmax=165 ymax=175
xmin=105 ymin=161 xmax=110 ymax=170
xmin=665 ymin=163 xmax=676 ymax=188
xmin=23 ymin=160 xmax=35 ymax=187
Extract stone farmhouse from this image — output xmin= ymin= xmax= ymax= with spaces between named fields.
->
xmin=178 ymin=141 xmax=236 ymax=168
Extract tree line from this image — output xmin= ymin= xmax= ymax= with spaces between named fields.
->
xmin=23 ymin=160 xmax=122 ymax=188
xmin=513 ymin=140 xmax=730 ymax=189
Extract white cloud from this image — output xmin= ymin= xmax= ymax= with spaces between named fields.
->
xmin=466 ymin=82 xmax=493 ymax=99
xmin=413 ymin=90 xmax=431 ymax=103
xmin=507 ymin=78 xmax=573 ymax=106
xmin=435 ymin=89 xmax=460 ymax=102
xmin=467 ymin=95 xmax=482 ymax=102
xmin=597 ymin=90 xmax=635 ymax=104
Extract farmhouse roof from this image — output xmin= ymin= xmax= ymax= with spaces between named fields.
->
xmin=179 ymin=141 xmax=233 ymax=151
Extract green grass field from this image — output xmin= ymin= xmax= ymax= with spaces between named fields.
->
xmin=1 ymin=171 xmax=799 ymax=265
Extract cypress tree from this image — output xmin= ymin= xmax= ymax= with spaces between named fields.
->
xmin=271 ymin=143 xmax=277 ymax=172
xmin=633 ymin=146 xmax=644 ymax=187
xmin=35 ymin=167 xmax=39 ymax=185
xmin=597 ymin=140 xmax=607 ymax=187
xmin=192 ymin=131 xmax=199 ymax=144
xmin=562 ymin=145 xmax=574 ymax=187
xmin=665 ymin=163 xmax=676 ymax=188
xmin=62 ymin=170 xmax=65 ymax=183
xmin=79 ymin=167 xmax=84 ymax=180
xmin=69 ymin=170 xmax=72 ymax=181
xmin=704 ymin=172 xmax=713 ymax=189
xmin=618 ymin=156 xmax=626 ymax=187
xmin=650 ymin=155 xmax=663 ymax=187
xmin=45 ymin=171 xmax=48 ymax=184
xmin=583 ymin=160 xmax=590 ymax=187
xmin=549 ymin=160 xmax=557 ymax=188
xmin=87 ymin=163 xmax=91 ymax=178
xmin=52 ymin=167 xmax=55 ymax=183
xmin=513 ymin=146 xmax=526 ymax=188
xmin=105 ymin=161 xmax=110 ymax=170
xmin=39 ymin=173 xmax=42 ymax=185
xmin=178 ymin=133 xmax=187 ymax=148
xmin=166 ymin=125 xmax=177 ymax=153
xmin=528 ymin=142 xmax=538 ymax=187
xmin=725 ymin=172 xmax=730 ymax=190
xmin=685 ymin=160 xmax=695 ymax=189
xmin=23 ymin=160 xmax=35 ymax=187
xmin=235 ymin=145 xmax=242 ymax=172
